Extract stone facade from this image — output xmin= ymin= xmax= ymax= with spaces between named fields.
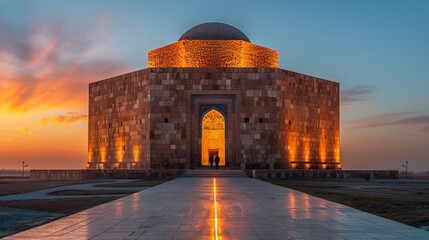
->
xmin=87 ymin=71 xmax=151 ymax=170
xmin=87 ymin=68 xmax=340 ymax=170
xmin=148 ymin=40 xmax=278 ymax=68
xmin=277 ymin=70 xmax=340 ymax=169
xmin=87 ymin=22 xmax=340 ymax=170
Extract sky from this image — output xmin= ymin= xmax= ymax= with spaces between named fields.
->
xmin=0 ymin=0 xmax=428 ymax=171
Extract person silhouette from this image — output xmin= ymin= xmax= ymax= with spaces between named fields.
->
xmin=215 ymin=155 xmax=220 ymax=169
xmin=209 ymin=154 xmax=214 ymax=168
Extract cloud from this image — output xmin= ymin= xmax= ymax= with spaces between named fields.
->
xmin=18 ymin=128 xmax=34 ymax=136
xmin=0 ymin=20 xmax=32 ymax=63
xmin=345 ymin=112 xmax=429 ymax=132
xmin=38 ymin=112 xmax=88 ymax=125
xmin=0 ymin=15 xmax=128 ymax=114
xmin=0 ymin=133 xmax=21 ymax=142
xmin=341 ymin=85 xmax=376 ymax=105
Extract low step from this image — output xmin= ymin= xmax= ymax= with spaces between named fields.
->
xmin=181 ymin=169 xmax=247 ymax=178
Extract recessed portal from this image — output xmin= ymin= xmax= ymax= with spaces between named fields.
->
xmin=201 ymin=109 xmax=225 ymax=166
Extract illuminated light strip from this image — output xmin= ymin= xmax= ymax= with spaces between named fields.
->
xmin=213 ymin=177 xmax=219 ymax=240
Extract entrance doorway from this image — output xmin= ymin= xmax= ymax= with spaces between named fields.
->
xmin=201 ymin=109 xmax=225 ymax=166
xmin=208 ymin=149 xmax=219 ymax=158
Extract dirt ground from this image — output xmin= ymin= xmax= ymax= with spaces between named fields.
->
xmin=0 ymin=179 xmax=170 ymax=237
xmin=0 ymin=179 xmax=170 ymax=213
xmin=266 ymin=179 xmax=429 ymax=229
xmin=95 ymin=179 xmax=169 ymax=188
xmin=1 ymin=197 xmax=119 ymax=214
xmin=47 ymin=189 xmax=137 ymax=196
xmin=0 ymin=179 xmax=107 ymax=196
xmin=0 ymin=179 xmax=169 ymax=196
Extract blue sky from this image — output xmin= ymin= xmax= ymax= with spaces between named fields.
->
xmin=0 ymin=0 xmax=428 ymax=170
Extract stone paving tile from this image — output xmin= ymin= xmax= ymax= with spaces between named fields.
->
xmin=4 ymin=178 xmax=429 ymax=239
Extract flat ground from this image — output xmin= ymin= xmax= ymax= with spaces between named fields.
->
xmin=6 ymin=177 xmax=429 ymax=240
xmin=0 ymin=179 xmax=106 ymax=196
xmin=0 ymin=179 xmax=169 ymax=237
xmin=266 ymin=179 xmax=429 ymax=230
xmin=1 ymin=179 xmax=168 ymax=213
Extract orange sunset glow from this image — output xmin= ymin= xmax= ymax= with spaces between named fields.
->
xmin=0 ymin=15 xmax=127 ymax=169
xmin=1 ymin=1 xmax=428 ymax=171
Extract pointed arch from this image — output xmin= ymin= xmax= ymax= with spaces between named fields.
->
xmin=201 ymin=109 xmax=225 ymax=166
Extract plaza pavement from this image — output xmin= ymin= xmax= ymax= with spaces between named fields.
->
xmin=5 ymin=177 xmax=429 ymax=240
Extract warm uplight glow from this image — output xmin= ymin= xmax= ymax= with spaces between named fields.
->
xmin=88 ymin=144 xmax=93 ymax=163
xmin=100 ymin=145 xmax=107 ymax=163
xmin=148 ymin=40 xmax=278 ymax=68
xmin=133 ymin=145 xmax=140 ymax=162
xmin=287 ymin=133 xmax=297 ymax=168
xmin=334 ymin=133 xmax=340 ymax=165
xmin=116 ymin=136 xmax=124 ymax=163
xmin=202 ymin=110 xmax=225 ymax=166
xmin=335 ymin=147 xmax=340 ymax=163
xmin=319 ymin=120 xmax=327 ymax=164
xmin=303 ymin=137 xmax=310 ymax=169
xmin=213 ymin=178 xmax=219 ymax=240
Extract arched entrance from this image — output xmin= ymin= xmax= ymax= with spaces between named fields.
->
xmin=201 ymin=109 xmax=225 ymax=166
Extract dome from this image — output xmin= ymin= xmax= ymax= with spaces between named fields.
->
xmin=179 ymin=22 xmax=250 ymax=42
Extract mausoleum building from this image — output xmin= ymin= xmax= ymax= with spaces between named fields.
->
xmin=86 ymin=22 xmax=341 ymax=170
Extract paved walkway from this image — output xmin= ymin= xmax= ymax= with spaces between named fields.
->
xmin=5 ymin=178 xmax=429 ymax=240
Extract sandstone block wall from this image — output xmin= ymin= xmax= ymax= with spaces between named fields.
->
xmin=277 ymin=70 xmax=340 ymax=169
xmin=88 ymin=69 xmax=151 ymax=170
xmin=146 ymin=68 xmax=279 ymax=169
xmin=88 ymin=68 xmax=340 ymax=170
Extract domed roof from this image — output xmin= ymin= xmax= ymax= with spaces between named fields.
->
xmin=179 ymin=22 xmax=250 ymax=42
